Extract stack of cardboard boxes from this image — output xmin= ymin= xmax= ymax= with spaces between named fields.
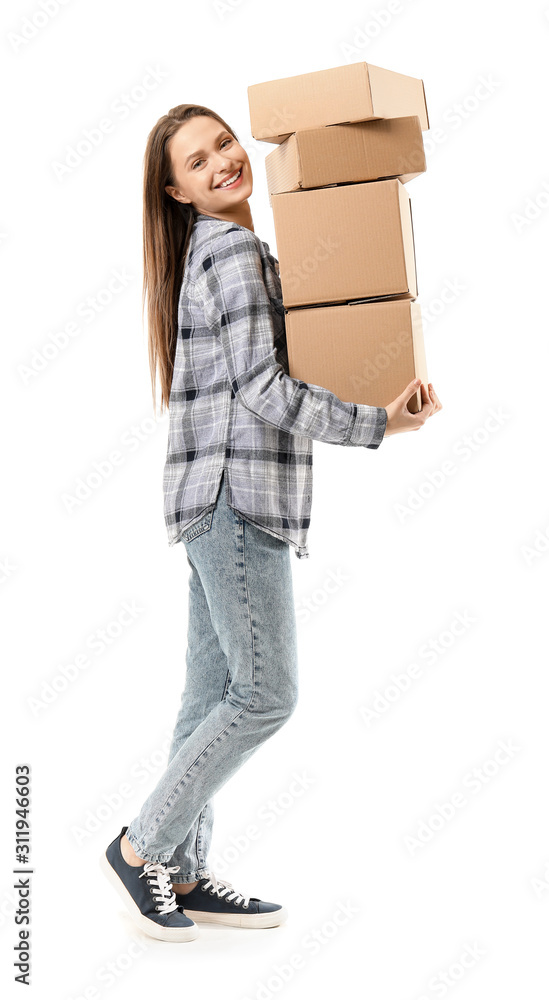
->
xmin=247 ymin=62 xmax=430 ymax=414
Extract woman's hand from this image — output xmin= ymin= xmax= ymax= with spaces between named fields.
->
xmin=384 ymin=379 xmax=442 ymax=437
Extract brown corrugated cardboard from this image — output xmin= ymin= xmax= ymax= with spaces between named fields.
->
xmin=265 ymin=116 xmax=426 ymax=200
xmin=285 ymin=299 xmax=428 ymax=414
xmin=248 ymin=62 xmax=429 ymax=143
xmin=271 ymin=178 xmax=417 ymax=308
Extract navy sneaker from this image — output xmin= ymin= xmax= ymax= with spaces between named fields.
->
xmin=100 ymin=826 xmax=199 ymax=942
xmin=178 ymin=871 xmax=288 ymax=928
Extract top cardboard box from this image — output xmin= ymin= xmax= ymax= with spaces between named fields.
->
xmin=248 ymin=62 xmax=429 ymax=143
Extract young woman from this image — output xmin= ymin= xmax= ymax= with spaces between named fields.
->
xmin=100 ymin=104 xmax=442 ymax=943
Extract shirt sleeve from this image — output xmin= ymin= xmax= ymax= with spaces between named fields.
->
xmin=195 ymin=227 xmax=387 ymax=449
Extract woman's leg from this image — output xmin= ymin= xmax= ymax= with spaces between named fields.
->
xmin=164 ymin=551 xmax=231 ymax=882
xmin=124 ymin=472 xmax=299 ymax=873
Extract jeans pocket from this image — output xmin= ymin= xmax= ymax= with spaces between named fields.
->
xmin=181 ymin=508 xmax=214 ymax=543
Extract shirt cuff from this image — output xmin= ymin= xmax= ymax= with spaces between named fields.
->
xmin=346 ymin=404 xmax=388 ymax=449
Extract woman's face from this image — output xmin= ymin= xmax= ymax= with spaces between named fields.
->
xmin=164 ymin=115 xmax=253 ymax=218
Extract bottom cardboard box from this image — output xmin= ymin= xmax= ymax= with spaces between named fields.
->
xmin=285 ymin=298 xmax=428 ymax=414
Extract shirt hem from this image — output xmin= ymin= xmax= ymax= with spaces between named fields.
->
xmin=227 ymin=502 xmax=308 ymax=557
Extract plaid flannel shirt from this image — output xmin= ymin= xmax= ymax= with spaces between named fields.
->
xmin=163 ymin=212 xmax=388 ymax=559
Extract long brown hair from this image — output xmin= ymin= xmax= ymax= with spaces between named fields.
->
xmin=142 ymin=104 xmax=239 ymax=416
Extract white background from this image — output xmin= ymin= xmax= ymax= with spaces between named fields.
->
xmin=2 ymin=0 xmax=548 ymax=997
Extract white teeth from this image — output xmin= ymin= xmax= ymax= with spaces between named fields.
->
xmin=217 ymin=168 xmax=241 ymax=189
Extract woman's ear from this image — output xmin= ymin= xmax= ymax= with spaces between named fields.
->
xmin=165 ymin=185 xmax=190 ymax=204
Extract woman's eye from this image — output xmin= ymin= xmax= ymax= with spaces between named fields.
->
xmin=192 ymin=138 xmax=233 ymax=169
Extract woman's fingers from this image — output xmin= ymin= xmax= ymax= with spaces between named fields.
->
xmin=419 ymin=381 xmax=431 ymax=406
xmin=427 ymin=384 xmax=442 ymax=414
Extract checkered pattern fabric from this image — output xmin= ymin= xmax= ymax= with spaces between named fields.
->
xmin=163 ymin=212 xmax=387 ymax=559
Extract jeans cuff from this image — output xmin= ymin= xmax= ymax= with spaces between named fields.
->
xmin=125 ymin=828 xmax=176 ymax=865
xmin=170 ymin=867 xmax=210 ymax=883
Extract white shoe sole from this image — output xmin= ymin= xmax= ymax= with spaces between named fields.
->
xmin=99 ymin=851 xmax=199 ymax=942
xmin=183 ymin=905 xmax=288 ymax=928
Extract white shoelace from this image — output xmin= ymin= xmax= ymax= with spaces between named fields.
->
xmin=139 ymin=862 xmax=181 ymax=914
xmin=201 ymin=871 xmax=250 ymax=909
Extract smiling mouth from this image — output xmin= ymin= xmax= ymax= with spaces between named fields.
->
xmin=215 ymin=167 xmax=242 ymax=189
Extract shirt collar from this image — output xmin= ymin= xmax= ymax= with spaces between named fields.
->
xmin=193 ymin=212 xmax=272 ymax=256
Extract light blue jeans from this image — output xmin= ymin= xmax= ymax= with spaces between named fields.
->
xmin=125 ymin=471 xmax=299 ymax=881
